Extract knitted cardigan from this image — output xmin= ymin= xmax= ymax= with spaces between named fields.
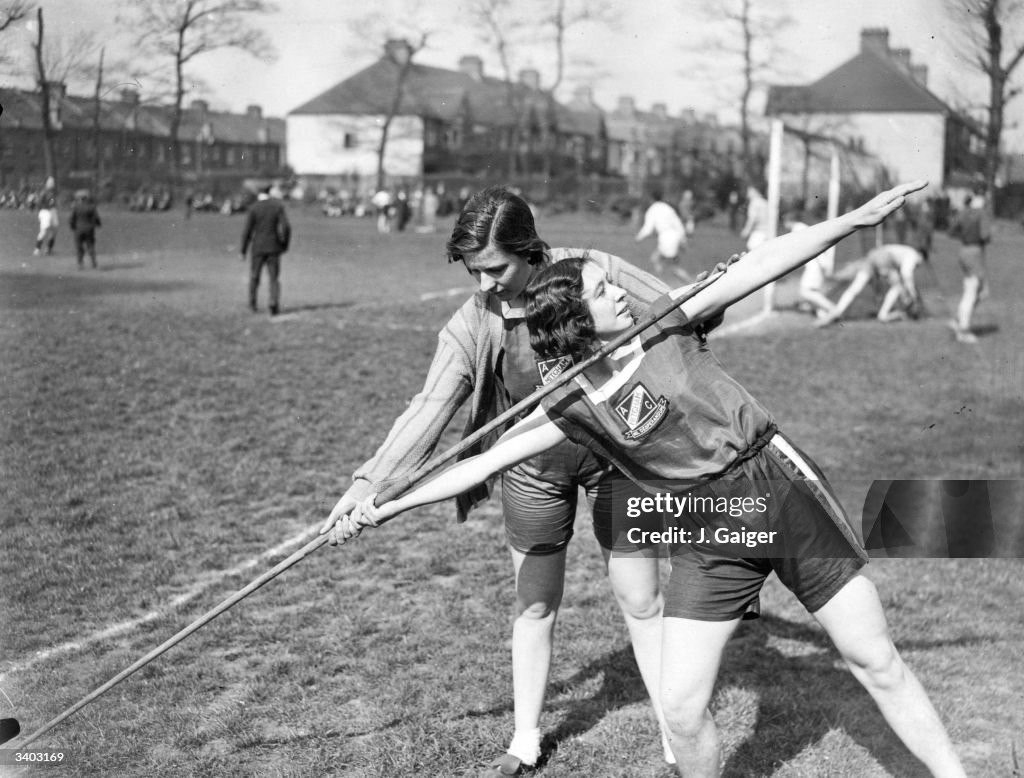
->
xmin=351 ymin=247 xmax=670 ymax=521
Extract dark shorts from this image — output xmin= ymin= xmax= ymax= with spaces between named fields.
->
xmin=663 ymin=433 xmax=867 ymax=621
xmin=957 ymin=245 xmax=986 ymax=280
xmin=501 ymin=437 xmax=622 ymax=555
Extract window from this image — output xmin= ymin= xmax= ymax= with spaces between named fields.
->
xmin=343 ymin=132 xmax=356 ymax=149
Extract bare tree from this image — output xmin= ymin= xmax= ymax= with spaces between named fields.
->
xmin=684 ymin=0 xmax=794 ymax=183
xmin=538 ymin=0 xmax=618 ymax=178
xmin=349 ymin=8 xmax=439 ymax=191
xmin=469 ymin=0 xmax=532 ymax=177
xmin=541 ymin=0 xmax=617 ymax=98
xmin=22 ymin=5 xmax=100 ymax=183
xmin=943 ymin=0 xmax=1024 ymax=205
xmin=376 ymin=35 xmax=429 ymax=192
xmin=0 ymin=0 xmax=30 ymax=35
xmin=118 ymin=0 xmax=277 ymax=178
xmin=30 ymin=7 xmax=56 ymax=181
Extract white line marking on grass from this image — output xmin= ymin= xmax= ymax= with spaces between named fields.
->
xmin=333 ymin=320 xmax=431 ymax=332
xmin=0 ymin=525 xmax=320 ymax=682
xmin=419 ymin=285 xmax=475 ymax=301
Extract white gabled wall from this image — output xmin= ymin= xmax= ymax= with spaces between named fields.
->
xmin=779 ymin=111 xmax=946 ymax=187
xmin=286 ymin=114 xmax=425 ymax=179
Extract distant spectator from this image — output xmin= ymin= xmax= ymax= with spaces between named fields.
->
xmin=727 ymin=189 xmax=741 ymax=233
xmin=677 ymin=189 xmax=696 ymax=236
xmin=741 ymin=185 xmax=770 ymax=252
xmin=947 ymin=194 xmax=991 ymax=344
xmin=371 ymin=189 xmax=392 ymax=233
xmin=34 ymin=177 xmax=59 ymax=256
xmin=393 ymin=190 xmax=412 ymax=232
xmin=418 ymin=186 xmax=440 ymax=233
xmin=241 ymin=185 xmax=291 ymax=316
xmin=69 ymin=190 xmax=102 ymax=270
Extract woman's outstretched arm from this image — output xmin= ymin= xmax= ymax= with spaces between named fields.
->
xmin=331 ymin=406 xmax=568 ymax=541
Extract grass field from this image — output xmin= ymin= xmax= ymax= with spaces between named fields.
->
xmin=1 ymin=200 xmax=1022 ymax=777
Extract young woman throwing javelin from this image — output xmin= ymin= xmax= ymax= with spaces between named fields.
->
xmin=321 ymin=186 xmax=686 ymax=774
xmin=334 ymin=180 xmax=966 ymax=778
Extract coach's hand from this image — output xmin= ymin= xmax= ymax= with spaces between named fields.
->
xmin=320 ymin=481 xmax=375 ymax=546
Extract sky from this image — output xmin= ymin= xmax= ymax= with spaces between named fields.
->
xmin=3 ymin=0 xmax=1022 ymax=151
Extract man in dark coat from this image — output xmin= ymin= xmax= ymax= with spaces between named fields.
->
xmin=240 ymin=185 xmax=291 ymax=315
xmin=69 ymin=189 xmax=102 ymax=269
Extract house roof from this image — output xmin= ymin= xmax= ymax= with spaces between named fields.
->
xmin=0 ymin=87 xmax=285 ymax=144
xmin=289 ymin=55 xmax=601 ymax=135
xmin=766 ymin=48 xmax=948 ymax=115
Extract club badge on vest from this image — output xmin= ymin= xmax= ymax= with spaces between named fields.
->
xmin=537 ymin=355 xmax=575 ymax=386
xmin=614 ymin=383 xmax=669 ymax=440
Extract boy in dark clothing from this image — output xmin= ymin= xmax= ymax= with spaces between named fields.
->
xmin=69 ymin=190 xmax=102 ymax=269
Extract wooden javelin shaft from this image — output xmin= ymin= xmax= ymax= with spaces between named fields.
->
xmin=12 ymin=265 xmax=729 ymax=748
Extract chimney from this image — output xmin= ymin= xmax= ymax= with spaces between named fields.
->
xmin=191 ymin=99 xmax=209 ymax=118
xmin=617 ymin=95 xmax=636 ymax=115
xmin=911 ymin=64 xmax=929 ymax=87
xmin=891 ymin=47 xmax=912 ymax=70
xmin=46 ymin=81 xmax=66 ymax=129
xmin=860 ymin=27 xmax=890 ymax=55
xmin=652 ymin=102 xmax=668 ymax=120
xmin=572 ymin=85 xmax=594 ymax=104
xmin=121 ymin=88 xmax=140 ymax=106
xmin=679 ymin=108 xmax=697 ymax=123
xmin=246 ymin=104 xmax=263 ymax=120
xmin=518 ymin=68 xmax=540 ymax=91
xmin=703 ymin=113 xmax=718 ymax=127
xmin=385 ymin=38 xmax=412 ymax=66
xmin=458 ymin=55 xmax=484 ymax=81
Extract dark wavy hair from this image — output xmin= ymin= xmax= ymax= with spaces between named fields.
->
xmin=525 ymin=256 xmax=595 ymax=359
xmin=446 ymin=186 xmax=549 ymax=265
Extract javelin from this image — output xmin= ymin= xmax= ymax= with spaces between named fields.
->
xmin=9 ymin=262 xmax=732 ymax=749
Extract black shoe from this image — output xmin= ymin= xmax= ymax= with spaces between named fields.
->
xmin=269 ymin=305 xmax=279 ymax=316
xmin=250 ymin=303 xmax=258 ymax=313
xmin=480 ymin=754 xmax=535 ymax=777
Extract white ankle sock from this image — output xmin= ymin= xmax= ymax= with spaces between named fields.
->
xmin=507 ymin=727 xmax=542 ymax=766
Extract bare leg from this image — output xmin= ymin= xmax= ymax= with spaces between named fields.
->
xmin=956 ymin=275 xmax=981 ymax=339
xmin=507 ymin=547 xmax=566 ymax=763
xmin=813 ymin=574 xmax=967 ymax=778
xmin=817 ymin=268 xmax=872 ymax=326
xmin=603 ymin=549 xmax=672 ymax=760
xmin=876 ymin=285 xmax=906 ymax=322
xmin=800 ymin=288 xmax=837 ymax=319
xmin=660 ymin=616 xmax=741 ymax=777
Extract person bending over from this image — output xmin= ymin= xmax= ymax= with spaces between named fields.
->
xmin=336 ymin=181 xmax=966 ymax=778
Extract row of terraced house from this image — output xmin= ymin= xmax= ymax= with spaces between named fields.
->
xmin=0 ymin=27 xmax=986 ymax=208
xmin=0 ymin=84 xmax=286 ymax=202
